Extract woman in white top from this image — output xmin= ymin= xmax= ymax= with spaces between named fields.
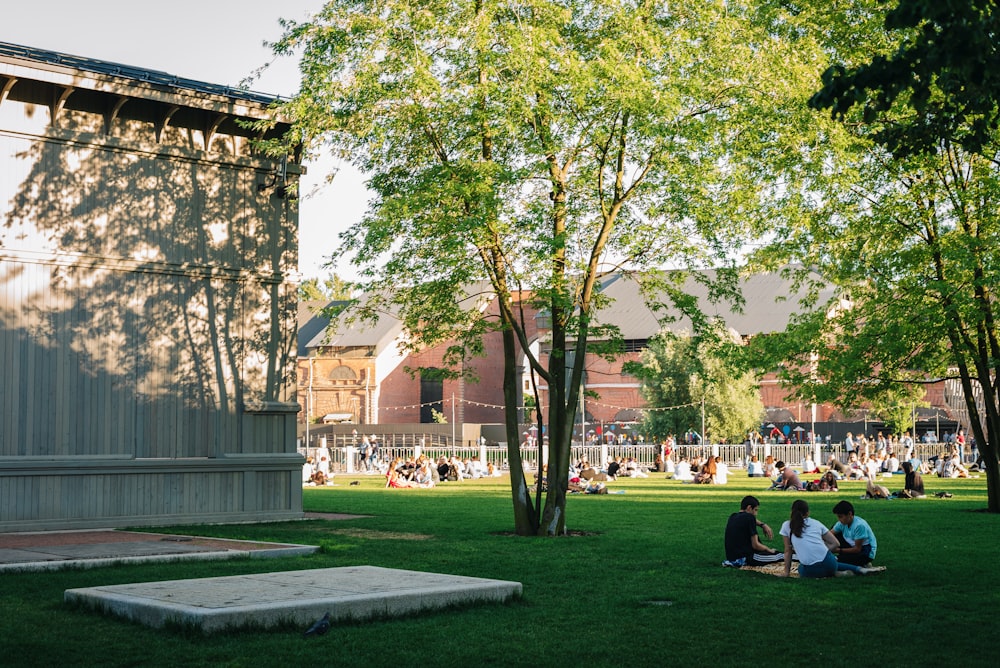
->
xmin=712 ymin=457 xmax=729 ymax=484
xmin=779 ymin=499 xmax=878 ymax=578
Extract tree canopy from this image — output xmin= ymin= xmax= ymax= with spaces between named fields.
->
xmin=810 ymin=0 xmax=1000 ymax=156
xmin=268 ymin=0 xmax=862 ymax=530
xmin=746 ymin=0 xmax=1000 ymax=511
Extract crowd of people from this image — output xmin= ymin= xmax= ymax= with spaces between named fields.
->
xmin=384 ymin=454 xmax=502 ymax=489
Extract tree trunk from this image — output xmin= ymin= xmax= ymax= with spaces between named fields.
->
xmin=502 ymin=324 xmax=537 ymax=534
xmin=540 ymin=313 xmax=571 ymax=535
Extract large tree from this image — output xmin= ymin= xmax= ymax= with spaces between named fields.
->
xmin=747 ymin=0 xmax=1000 ymax=511
xmin=267 ymin=0 xmax=809 ymax=533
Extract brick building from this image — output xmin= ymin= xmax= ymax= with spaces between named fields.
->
xmin=299 ymin=269 xmax=962 ymax=443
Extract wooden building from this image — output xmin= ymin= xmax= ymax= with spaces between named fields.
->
xmin=0 ymin=42 xmax=303 ymax=530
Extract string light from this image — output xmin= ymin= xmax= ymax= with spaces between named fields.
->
xmin=377 ymin=397 xmax=699 ymax=413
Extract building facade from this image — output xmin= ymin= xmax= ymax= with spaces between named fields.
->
xmin=0 ymin=43 xmax=302 ymax=530
xmin=298 ymin=271 xmax=961 ymax=445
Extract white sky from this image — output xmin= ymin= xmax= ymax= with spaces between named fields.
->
xmin=1 ymin=0 xmax=367 ymax=281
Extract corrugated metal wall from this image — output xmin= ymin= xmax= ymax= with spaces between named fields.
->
xmin=0 ymin=75 xmax=301 ymax=530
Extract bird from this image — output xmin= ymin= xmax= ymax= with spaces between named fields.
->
xmin=349 ymin=480 xmax=360 ymax=486
xmin=303 ymin=612 xmax=331 ymax=638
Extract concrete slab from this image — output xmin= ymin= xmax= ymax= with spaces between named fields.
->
xmin=0 ymin=531 xmax=320 ymax=573
xmin=65 ymin=566 xmax=522 ymax=633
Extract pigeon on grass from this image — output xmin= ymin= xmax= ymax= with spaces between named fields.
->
xmin=303 ymin=612 xmax=331 ymax=638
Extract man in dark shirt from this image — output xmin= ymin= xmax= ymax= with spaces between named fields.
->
xmin=723 ymin=495 xmax=784 ymax=567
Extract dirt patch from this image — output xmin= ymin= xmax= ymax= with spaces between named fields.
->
xmin=322 ymin=528 xmax=433 ymax=541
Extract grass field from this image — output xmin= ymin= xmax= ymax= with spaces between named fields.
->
xmin=2 ymin=471 xmax=997 ymax=667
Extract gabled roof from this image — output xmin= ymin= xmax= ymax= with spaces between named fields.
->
xmin=0 ymin=40 xmax=279 ymax=105
xmin=298 ymin=301 xmax=344 ymax=357
xmin=593 ymin=268 xmax=835 ymax=339
xmin=296 ymin=269 xmax=835 ymax=355
xmin=299 ymin=281 xmax=498 ymax=358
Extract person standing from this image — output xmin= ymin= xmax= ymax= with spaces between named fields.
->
xmin=723 ymin=495 xmax=784 ymax=568
xmin=955 ymin=428 xmax=967 ymax=463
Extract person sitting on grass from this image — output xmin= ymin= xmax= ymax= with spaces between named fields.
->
xmin=896 ymin=461 xmax=926 ymax=498
xmin=694 ymin=456 xmax=717 ymax=484
xmin=713 ymin=457 xmax=729 ymax=485
xmin=779 ymin=499 xmax=885 ymax=578
xmin=772 ymin=462 xmax=803 ymax=490
xmin=811 ymin=470 xmax=838 ymax=492
xmin=723 ymin=495 xmax=783 ymax=568
xmin=386 ymin=458 xmax=416 ymax=488
xmin=827 ymin=455 xmax=850 ymax=479
xmin=831 ymin=500 xmax=878 ymax=567
xmin=673 ymin=457 xmax=693 ymax=481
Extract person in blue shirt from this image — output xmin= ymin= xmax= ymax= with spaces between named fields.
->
xmin=831 ymin=500 xmax=878 ymax=567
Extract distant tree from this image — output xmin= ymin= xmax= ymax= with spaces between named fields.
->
xmin=298 ymin=274 xmax=353 ymax=301
xmin=627 ymin=328 xmax=763 ymax=445
xmin=867 ymin=384 xmax=927 ymax=437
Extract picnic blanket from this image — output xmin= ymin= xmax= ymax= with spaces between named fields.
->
xmin=738 ymin=562 xmax=799 ymax=578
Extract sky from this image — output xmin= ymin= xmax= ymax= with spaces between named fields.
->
xmin=1 ymin=0 xmax=366 ymax=281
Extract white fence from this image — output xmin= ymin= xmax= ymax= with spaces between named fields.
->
xmin=302 ymin=438 xmax=959 ymax=475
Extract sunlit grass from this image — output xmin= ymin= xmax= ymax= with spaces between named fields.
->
xmin=1 ymin=470 xmax=995 ymax=667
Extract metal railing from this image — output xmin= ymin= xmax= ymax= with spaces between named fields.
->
xmin=300 ymin=439 xmax=958 ymax=475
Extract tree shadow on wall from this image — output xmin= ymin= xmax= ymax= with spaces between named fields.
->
xmin=0 ymin=113 xmax=295 ymax=458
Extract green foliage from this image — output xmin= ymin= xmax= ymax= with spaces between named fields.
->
xmin=298 ymin=274 xmax=354 ymax=301
xmin=810 ymin=0 xmax=1000 ymax=156
xmin=628 ymin=328 xmax=763 ymax=443
xmin=3 ymin=475 xmax=999 ymax=667
xmin=748 ymin=0 xmax=1000 ymax=510
xmin=270 ymin=0 xmax=813 ymax=531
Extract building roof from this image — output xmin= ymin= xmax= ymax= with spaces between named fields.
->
xmin=593 ymin=268 xmax=835 ymax=340
xmin=0 ymin=41 xmax=280 ymax=106
xmin=296 ymin=269 xmax=835 ymax=356
xmin=301 ymin=299 xmax=406 ymax=354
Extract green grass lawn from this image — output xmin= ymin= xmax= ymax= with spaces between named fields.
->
xmin=2 ymin=471 xmax=997 ymax=667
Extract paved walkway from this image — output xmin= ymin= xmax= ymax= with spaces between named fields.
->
xmin=0 ymin=513 xmax=370 ymax=573
xmin=1 ymin=515 xmax=523 ymax=633
xmin=0 ymin=528 xmax=321 ymax=573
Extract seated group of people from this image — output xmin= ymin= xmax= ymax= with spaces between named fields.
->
xmin=302 ymin=454 xmax=334 ymax=486
xmin=386 ymin=455 xmax=500 ymax=488
xmin=723 ymin=494 xmax=886 ymax=578
xmin=670 ymin=455 xmax=729 ymax=484
xmin=385 ymin=455 xmax=437 ymax=488
xmin=573 ymin=457 xmax=650 ymax=481
xmin=767 ymin=455 xmax=926 ymax=500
